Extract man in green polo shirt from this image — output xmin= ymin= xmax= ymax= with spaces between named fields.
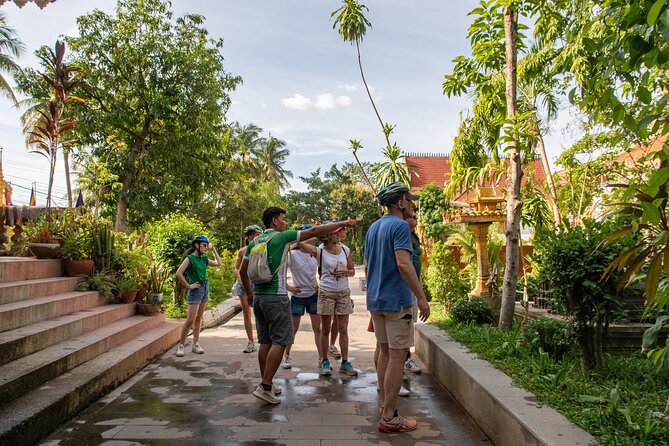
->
xmin=240 ymin=206 xmax=358 ymax=404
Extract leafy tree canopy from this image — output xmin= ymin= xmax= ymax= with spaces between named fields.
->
xmin=68 ymin=0 xmax=241 ymax=230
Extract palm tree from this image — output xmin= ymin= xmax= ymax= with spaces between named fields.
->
xmin=231 ymin=122 xmax=262 ymax=164
xmin=22 ymin=41 xmax=85 ymax=209
xmin=333 ymin=0 xmax=407 ymax=190
xmin=348 ymin=139 xmax=375 ymax=192
xmin=374 ymin=143 xmax=411 ymax=189
xmin=0 ymin=11 xmax=25 ymax=105
xmin=254 ymin=135 xmax=293 ymax=190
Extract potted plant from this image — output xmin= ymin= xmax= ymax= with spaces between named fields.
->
xmin=92 ymin=222 xmax=115 ymax=274
xmin=147 ymin=261 xmax=170 ymax=303
xmin=61 ymin=229 xmax=94 ymax=276
xmin=76 ymin=271 xmax=116 ymax=302
xmin=137 ymin=262 xmax=169 ymax=316
xmin=24 ymin=219 xmax=62 ymax=259
xmin=115 ymin=274 xmax=140 ymax=303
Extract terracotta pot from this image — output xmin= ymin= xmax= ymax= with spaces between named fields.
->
xmin=120 ymin=290 xmax=138 ymax=303
xmin=29 ymin=243 xmax=61 ymax=259
xmin=64 ymin=259 xmax=95 ymax=277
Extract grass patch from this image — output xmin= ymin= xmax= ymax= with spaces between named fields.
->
xmin=429 ymin=306 xmax=669 ymax=446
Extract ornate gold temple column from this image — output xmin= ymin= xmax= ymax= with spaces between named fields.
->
xmin=0 ymin=149 xmax=12 ymax=206
xmin=471 ymin=222 xmax=492 ymax=297
xmin=444 ymin=187 xmax=505 ymax=314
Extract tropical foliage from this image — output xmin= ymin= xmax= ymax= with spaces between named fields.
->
xmin=331 ymin=0 xmax=410 ymax=191
xmin=17 ymin=41 xmax=86 ymax=209
xmin=533 ymin=219 xmax=637 ymax=371
xmin=68 ymin=0 xmax=241 ymax=231
xmin=0 ymin=11 xmax=24 ymax=104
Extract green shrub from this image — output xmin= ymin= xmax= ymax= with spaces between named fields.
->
xmin=206 ymin=249 xmax=237 ymax=307
xmin=450 ymin=297 xmax=494 ymax=325
xmin=534 ymin=218 xmax=637 ymax=370
xmin=146 ymin=213 xmax=206 ymax=273
xmin=524 ymin=317 xmax=575 ymax=359
xmin=426 ymin=241 xmax=470 ymax=309
xmin=418 ymin=183 xmax=455 ymax=240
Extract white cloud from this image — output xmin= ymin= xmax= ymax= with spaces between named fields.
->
xmin=338 ymin=84 xmax=357 ymax=91
xmin=282 ymin=93 xmax=352 ymax=111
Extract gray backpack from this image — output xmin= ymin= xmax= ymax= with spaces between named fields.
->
xmin=247 ymin=232 xmax=291 ymax=284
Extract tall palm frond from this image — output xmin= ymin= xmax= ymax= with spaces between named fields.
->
xmin=254 ymin=135 xmax=292 ymax=189
xmin=0 ymin=11 xmax=25 ymax=104
xmin=374 ymin=143 xmax=411 ymax=189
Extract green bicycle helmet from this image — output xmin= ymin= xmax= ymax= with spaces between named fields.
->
xmin=244 ymin=224 xmax=263 ymax=235
xmin=375 ymin=182 xmax=419 ymax=206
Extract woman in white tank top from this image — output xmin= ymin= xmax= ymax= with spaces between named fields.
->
xmin=301 ymin=227 xmax=358 ymax=376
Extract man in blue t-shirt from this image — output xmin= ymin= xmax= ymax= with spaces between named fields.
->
xmin=364 ymin=182 xmax=430 ymax=433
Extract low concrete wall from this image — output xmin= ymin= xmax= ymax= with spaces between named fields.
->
xmin=415 ymin=324 xmax=596 ymax=446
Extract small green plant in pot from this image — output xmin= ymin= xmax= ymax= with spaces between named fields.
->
xmin=147 ymin=261 xmax=170 ymax=304
xmin=61 ymin=229 xmax=94 ymax=277
xmin=24 ymin=219 xmax=62 ymax=258
xmin=76 ymin=271 xmax=116 ymax=302
xmin=115 ymin=274 xmax=141 ymax=303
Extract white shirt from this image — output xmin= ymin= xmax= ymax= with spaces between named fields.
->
xmin=317 ymin=244 xmax=350 ymax=292
xmin=288 ymin=249 xmax=318 ymax=298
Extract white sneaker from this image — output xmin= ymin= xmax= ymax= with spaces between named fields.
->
xmin=243 ymin=340 xmax=256 ymax=353
xmin=281 ymin=355 xmax=292 ymax=369
xmin=328 ymin=345 xmax=342 ymax=359
xmin=192 ymin=342 xmax=204 ymax=354
xmin=175 ymin=343 xmax=185 ymax=357
xmin=404 ymin=358 xmax=422 ymax=374
xmin=272 ymin=384 xmax=282 ymax=396
xmin=376 ymin=385 xmax=411 ymax=396
xmin=253 ymin=384 xmax=281 ymax=404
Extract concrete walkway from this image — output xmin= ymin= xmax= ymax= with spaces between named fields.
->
xmin=42 ymin=271 xmax=489 ymax=446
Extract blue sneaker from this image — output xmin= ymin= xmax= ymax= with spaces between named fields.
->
xmin=339 ymin=360 xmax=358 ymax=376
xmin=321 ymin=359 xmax=332 ymax=376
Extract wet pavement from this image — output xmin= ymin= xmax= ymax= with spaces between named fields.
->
xmin=42 ymin=271 xmax=490 ymax=446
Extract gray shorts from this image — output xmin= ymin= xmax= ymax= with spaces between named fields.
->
xmin=253 ymin=294 xmax=293 ymax=346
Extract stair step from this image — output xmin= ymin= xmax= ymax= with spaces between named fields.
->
xmin=0 ymin=277 xmax=81 ymax=305
xmin=0 ymin=291 xmax=104 ymax=333
xmin=0 ymin=303 xmax=137 ymax=366
xmin=0 ymin=314 xmax=166 ymax=406
xmin=0 ymin=258 xmax=63 ymax=283
xmin=0 ymin=320 xmax=181 ymax=446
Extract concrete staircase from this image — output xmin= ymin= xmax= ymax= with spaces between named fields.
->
xmin=0 ymin=258 xmax=182 ymax=445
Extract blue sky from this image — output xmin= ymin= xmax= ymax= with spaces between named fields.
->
xmin=0 ymin=0 xmax=575 ymax=205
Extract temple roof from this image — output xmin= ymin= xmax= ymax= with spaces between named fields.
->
xmin=405 ymin=152 xmax=547 ymax=202
xmin=0 ymin=0 xmax=56 ymax=8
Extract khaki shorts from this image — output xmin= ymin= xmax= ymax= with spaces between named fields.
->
xmin=317 ymin=289 xmax=354 ymax=315
xmin=371 ymin=307 xmax=414 ymax=349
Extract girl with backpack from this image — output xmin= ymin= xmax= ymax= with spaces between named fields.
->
xmin=301 ymin=226 xmax=357 ymax=376
xmin=175 ymin=235 xmax=222 ymax=357
xmin=232 ymin=225 xmax=263 ymax=353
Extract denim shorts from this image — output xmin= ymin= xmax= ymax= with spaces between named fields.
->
xmin=291 ymin=292 xmax=318 ymax=316
xmin=253 ymin=294 xmax=293 ymax=345
xmin=187 ymin=281 xmax=209 ymax=305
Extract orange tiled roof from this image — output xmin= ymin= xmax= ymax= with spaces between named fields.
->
xmin=0 ymin=0 xmax=56 ymax=8
xmin=405 ymin=152 xmax=547 ymax=202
